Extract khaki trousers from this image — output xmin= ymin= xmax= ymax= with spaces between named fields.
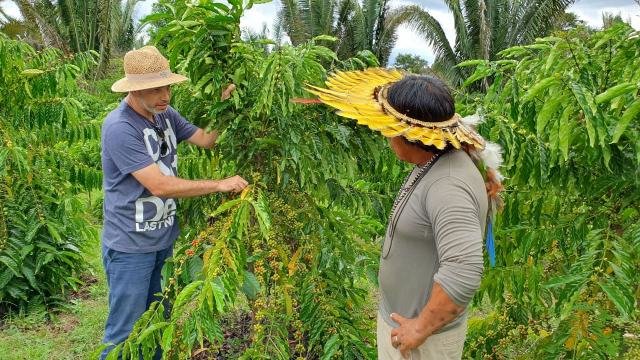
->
xmin=377 ymin=312 xmax=467 ymax=360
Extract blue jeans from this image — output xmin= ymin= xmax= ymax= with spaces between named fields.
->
xmin=100 ymin=243 xmax=173 ymax=360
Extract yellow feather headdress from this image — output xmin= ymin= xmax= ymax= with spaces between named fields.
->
xmin=305 ymin=68 xmax=485 ymax=150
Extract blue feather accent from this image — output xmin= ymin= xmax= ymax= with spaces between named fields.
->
xmin=486 ymin=219 xmax=496 ymax=267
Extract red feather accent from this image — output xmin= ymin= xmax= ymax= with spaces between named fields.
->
xmin=290 ymin=98 xmax=322 ymax=104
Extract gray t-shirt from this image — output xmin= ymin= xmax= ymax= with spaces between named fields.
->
xmin=101 ymin=100 xmax=198 ymax=253
xmin=378 ymin=150 xmax=488 ymax=332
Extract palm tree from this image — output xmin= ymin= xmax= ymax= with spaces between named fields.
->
xmin=14 ymin=0 xmax=68 ymax=50
xmin=389 ymin=0 xmax=575 ymax=86
xmin=277 ymin=0 xmax=403 ymax=65
xmin=8 ymin=0 xmax=142 ymax=72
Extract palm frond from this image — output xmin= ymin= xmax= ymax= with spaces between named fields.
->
xmin=445 ymin=0 xmax=473 ymax=60
xmin=390 ymin=5 xmax=462 ymax=84
xmin=514 ymin=0 xmax=575 ymax=45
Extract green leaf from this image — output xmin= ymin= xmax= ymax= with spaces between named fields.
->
xmin=522 ymin=76 xmax=558 ymax=103
xmin=137 ymin=322 xmax=169 ymax=344
xmin=187 ymin=256 xmax=204 ymax=281
xmin=544 ymin=273 xmax=587 ymax=288
xmin=463 ymin=65 xmax=492 ymax=87
xmin=536 ymin=95 xmax=564 ymax=134
xmin=46 ymin=222 xmax=63 ymax=243
xmin=178 ymin=20 xmax=202 ymax=28
xmin=571 ymin=83 xmax=598 ymax=147
xmin=558 ymin=105 xmax=575 ymax=161
xmin=251 ymin=191 xmax=271 ymax=239
xmin=455 ymin=59 xmax=489 ymax=68
xmin=171 ymin=280 xmax=202 ymax=318
xmin=312 ymin=35 xmax=337 ymax=43
xmin=611 ymin=99 xmax=640 ymax=143
xmin=209 ymin=198 xmax=242 ymax=219
xmin=594 ymin=82 xmax=637 ymax=104
xmin=21 ymin=266 xmax=37 ymax=288
xmin=89 ymin=343 xmax=111 ymax=360
xmin=599 ymin=281 xmax=633 ymax=319
xmin=105 ymin=344 xmax=122 ymax=360
xmin=161 ymin=323 xmax=175 ymax=352
xmin=212 ymin=280 xmax=225 ymax=314
xmin=0 ymin=256 xmax=21 ymax=277
xmin=321 ymin=333 xmax=340 ymax=360
xmin=21 ymin=69 xmax=44 ymax=77
xmin=0 ymin=269 xmax=14 ymax=288
xmin=241 ymin=270 xmax=260 ymax=300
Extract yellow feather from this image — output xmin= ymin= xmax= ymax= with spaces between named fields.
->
xmin=419 ymin=129 xmax=446 ymax=149
xmin=337 ymin=113 xmax=395 ymax=123
xmin=403 ymin=127 xmax=425 ymax=142
xmin=380 ymin=128 xmax=404 ymax=137
xmin=443 ymin=128 xmax=461 ymax=149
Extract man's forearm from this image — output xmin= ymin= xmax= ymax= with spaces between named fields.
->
xmin=153 ymin=176 xmax=220 ymax=198
xmin=416 ymin=282 xmax=465 ymax=338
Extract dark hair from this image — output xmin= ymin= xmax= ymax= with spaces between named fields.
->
xmin=386 ymin=75 xmax=455 ymax=152
xmin=386 ymin=75 xmax=455 ymax=123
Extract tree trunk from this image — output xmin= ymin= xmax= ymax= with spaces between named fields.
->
xmin=96 ymin=0 xmax=112 ymax=75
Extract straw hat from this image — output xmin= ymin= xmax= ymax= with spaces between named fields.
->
xmin=111 ymin=46 xmax=188 ymax=92
xmin=306 ymin=68 xmax=485 ymax=150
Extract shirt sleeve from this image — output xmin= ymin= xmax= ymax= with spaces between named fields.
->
xmin=103 ymin=121 xmax=154 ymax=175
xmin=167 ymin=106 xmax=198 ymax=143
xmin=426 ymin=176 xmax=484 ymax=307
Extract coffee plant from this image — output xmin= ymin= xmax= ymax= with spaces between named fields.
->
xmin=0 ymin=33 xmax=101 ymax=313
xmin=459 ymin=22 xmax=639 ymax=358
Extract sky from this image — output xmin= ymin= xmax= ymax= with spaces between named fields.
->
xmin=2 ymin=0 xmax=639 ymax=65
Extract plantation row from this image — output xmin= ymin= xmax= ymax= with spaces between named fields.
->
xmin=1 ymin=1 xmax=639 ymax=359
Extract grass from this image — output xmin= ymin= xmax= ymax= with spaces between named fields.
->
xmin=0 ymin=235 xmax=108 ymax=360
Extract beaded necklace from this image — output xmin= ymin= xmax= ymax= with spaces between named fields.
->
xmin=382 ymin=152 xmax=443 ymax=259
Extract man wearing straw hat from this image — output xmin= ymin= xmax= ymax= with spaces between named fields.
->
xmin=100 ymin=46 xmax=247 ymax=358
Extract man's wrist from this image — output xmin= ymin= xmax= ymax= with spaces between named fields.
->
xmin=416 ymin=312 xmax=434 ymax=339
xmin=208 ymin=179 xmax=220 ymax=192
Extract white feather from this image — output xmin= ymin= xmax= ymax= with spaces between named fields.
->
xmin=460 ymin=112 xmax=485 ymax=126
xmin=480 ymin=141 xmax=505 ymax=180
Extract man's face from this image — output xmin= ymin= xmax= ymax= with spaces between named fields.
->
xmin=388 ymin=136 xmax=413 ymax=162
xmin=133 ymin=85 xmax=171 ymax=115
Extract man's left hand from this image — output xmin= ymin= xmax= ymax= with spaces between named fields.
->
xmin=390 ymin=313 xmax=430 ymax=359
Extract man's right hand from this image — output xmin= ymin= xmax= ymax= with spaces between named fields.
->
xmin=216 ymin=175 xmax=248 ymax=193
xmin=221 ymin=83 xmax=236 ymax=101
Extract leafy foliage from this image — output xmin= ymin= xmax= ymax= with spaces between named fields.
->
xmin=460 ymin=22 xmax=640 ymax=358
xmin=0 ymin=33 xmax=101 ymax=313
xmin=393 ymin=53 xmax=430 ymax=74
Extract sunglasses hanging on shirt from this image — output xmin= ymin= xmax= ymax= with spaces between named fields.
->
xmin=146 ymin=118 xmax=169 ymax=158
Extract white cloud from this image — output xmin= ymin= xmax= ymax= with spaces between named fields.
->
xmin=240 ymin=1 xmax=280 ymax=36
xmin=0 ymin=0 xmax=20 ymax=20
xmin=134 ymin=0 xmax=156 ymax=23
xmin=569 ymin=3 xmax=640 ymax=29
xmin=388 ymin=6 xmax=454 ymax=65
